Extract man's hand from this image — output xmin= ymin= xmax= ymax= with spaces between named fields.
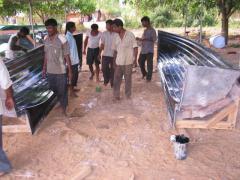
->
xmin=133 ymin=59 xmax=137 ymax=67
xmin=83 ymin=50 xmax=86 ymax=55
xmin=42 ymin=68 xmax=46 ymax=79
xmin=98 ymin=54 xmax=101 ymax=62
xmin=136 ymin=37 xmax=142 ymax=41
xmin=5 ymin=96 xmax=14 ymax=110
xmin=68 ymin=71 xmax=73 ymax=84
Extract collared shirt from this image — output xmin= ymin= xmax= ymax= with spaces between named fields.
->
xmin=66 ymin=31 xmax=79 ymax=65
xmin=0 ymin=59 xmax=13 ymax=115
xmin=101 ymin=31 xmax=116 ymax=57
xmin=44 ymin=34 xmax=70 ymax=74
xmin=112 ymin=31 xmax=138 ymax=66
xmin=5 ymin=34 xmax=20 ymax=59
xmin=86 ymin=31 xmax=102 ymax=49
xmin=141 ymin=27 xmax=157 ymax=54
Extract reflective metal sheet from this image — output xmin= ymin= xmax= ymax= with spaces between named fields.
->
xmin=157 ymin=31 xmax=234 ymax=126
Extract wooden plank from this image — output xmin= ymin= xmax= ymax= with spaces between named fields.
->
xmin=2 ymin=113 xmax=32 ymax=133
xmin=206 ymin=103 xmax=235 ymax=128
xmin=176 ymin=100 xmax=239 ymax=130
xmin=3 ymin=125 xmax=31 ymax=133
xmin=227 ymin=100 xmax=239 ymax=128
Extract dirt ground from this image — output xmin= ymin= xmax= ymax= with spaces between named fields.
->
xmin=2 ymin=29 xmax=240 ymax=180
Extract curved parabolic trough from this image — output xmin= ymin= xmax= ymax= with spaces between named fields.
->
xmin=3 ymin=34 xmax=83 ymax=133
xmin=157 ymin=31 xmax=237 ymax=126
xmin=4 ymin=45 xmax=56 ymax=133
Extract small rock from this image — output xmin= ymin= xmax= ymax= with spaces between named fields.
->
xmin=117 ymin=161 xmax=129 ymax=167
xmin=96 ymin=124 xmax=110 ymax=129
xmin=118 ymin=116 xmax=125 ymax=119
xmin=129 ymin=173 xmax=135 ymax=180
xmin=71 ymin=165 xmax=92 ymax=180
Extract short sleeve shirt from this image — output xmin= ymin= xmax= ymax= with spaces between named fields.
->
xmin=141 ymin=27 xmax=157 ymax=54
xmin=66 ymin=31 xmax=79 ymax=65
xmin=86 ymin=31 xmax=102 ymax=49
xmin=0 ymin=59 xmax=13 ymax=115
xmin=112 ymin=31 xmax=138 ymax=66
xmin=101 ymin=31 xmax=116 ymax=57
xmin=44 ymin=34 xmax=70 ymax=74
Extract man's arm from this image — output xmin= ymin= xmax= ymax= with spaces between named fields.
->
xmin=10 ymin=36 xmax=26 ymax=51
xmin=99 ymin=43 xmax=104 ymax=58
xmin=65 ymin=54 xmax=72 ymax=83
xmin=5 ymin=86 xmax=14 ymax=110
xmin=137 ymin=29 xmax=157 ymax=42
xmin=113 ymin=50 xmax=117 ymax=68
xmin=26 ymin=35 xmax=36 ymax=47
xmin=133 ymin=47 xmax=138 ymax=67
xmin=42 ymin=54 xmax=47 ymax=78
xmin=0 ymin=61 xmax=14 ymax=110
xmin=83 ymin=36 xmax=89 ymax=55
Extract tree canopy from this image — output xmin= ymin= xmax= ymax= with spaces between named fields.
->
xmin=0 ymin=0 xmax=96 ymax=23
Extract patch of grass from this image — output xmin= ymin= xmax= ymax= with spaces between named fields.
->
xmin=229 ymin=44 xmax=240 ymax=48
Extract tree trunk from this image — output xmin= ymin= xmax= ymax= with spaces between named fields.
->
xmin=220 ymin=5 xmax=229 ymax=45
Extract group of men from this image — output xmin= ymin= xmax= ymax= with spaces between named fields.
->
xmin=43 ymin=16 xmax=156 ymax=116
xmin=0 ymin=16 xmax=156 ymax=175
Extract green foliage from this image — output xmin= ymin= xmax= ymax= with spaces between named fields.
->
xmin=72 ymin=0 xmax=96 ymax=15
xmin=96 ymin=0 xmax=121 ymax=17
xmin=170 ymin=19 xmax=184 ymax=27
xmin=150 ymin=6 xmax=173 ymax=27
xmin=0 ymin=0 xmax=96 ymax=24
xmin=31 ymin=0 xmax=65 ymax=23
xmin=0 ymin=0 xmax=28 ymax=17
xmin=125 ymin=17 xmax=141 ymax=28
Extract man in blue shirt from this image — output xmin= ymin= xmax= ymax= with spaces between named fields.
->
xmin=65 ymin=22 xmax=80 ymax=97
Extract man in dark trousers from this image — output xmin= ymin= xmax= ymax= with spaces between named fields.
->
xmin=83 ymin=24 xmax=102 ymax=82
xmin=137 ymin=16 xmax=157 ymax=82
xmin=99 ymin=19 xmax=116 ymax=87
xmin=42 ymin=18 xmax=72 ymax=116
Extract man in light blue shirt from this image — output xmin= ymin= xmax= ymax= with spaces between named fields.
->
xmin=65 ymin=22 xmax=80 ymax=97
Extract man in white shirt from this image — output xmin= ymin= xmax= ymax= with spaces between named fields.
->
xmin=99 ymin=19 xmax=116 ymax=87
xmin=83 ymin=24 xmax=102 ymax=82
xmin=0 ymin=59 xmax=14 ymax=176
xmin=65 ymin=21 xmax=80 ymax=97
xmin=112 ymin=19 xmax=138 ymax=100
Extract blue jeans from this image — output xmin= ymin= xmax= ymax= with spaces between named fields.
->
xmin=0 ymin=115 xmax=11 ymax=173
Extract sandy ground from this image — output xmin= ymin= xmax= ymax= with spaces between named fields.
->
xmin=2 ymin=29 xmax=240 ymax=180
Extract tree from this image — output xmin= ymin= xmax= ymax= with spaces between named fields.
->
xmin=163 ymin=0 xmax=239 ymax=44
xmin=31 ymin=0 xmax=65 ymax=24
xmin=215 ymin=0 xmax=240 ymax=44
xmin=0 ymin=0 xmax=96 ymax=24
xmin=0 ymin=0 xmax=27 ymax=18
xmin=128 ymin=0 xmax=240 ymax=44
xmin=68 ymin=0 xmax=96 ymax=15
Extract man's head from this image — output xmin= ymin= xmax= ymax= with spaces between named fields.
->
xmin=45 ymin=18 xmax=58 ymax=36
xmin=106 ymin=19 xmax=113 ymax=31
xmin=19 ymin=27 xmax=30 ymax=37
xmin=91 ymin=24 xmax=99 ymax=33
xmin=112 ymin=19 xmax=124 ymax=33
xmin=65 ymin=21 xmax=76 ymax=34
xmin=141 ymin=16 xmax=150 ymax=27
